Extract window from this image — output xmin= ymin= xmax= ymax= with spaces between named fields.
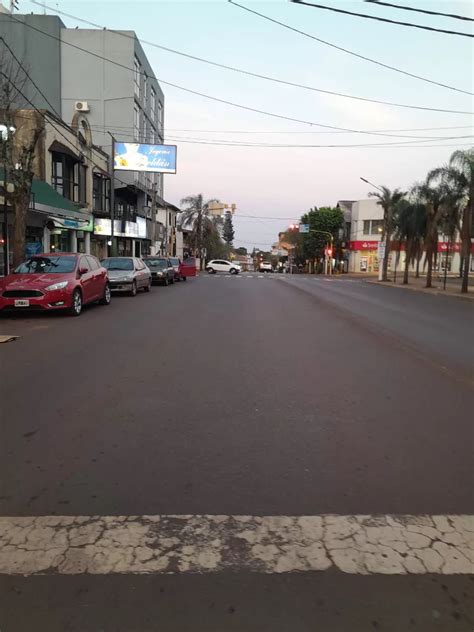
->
xmin=151 ymin=88 xmax=156 ymax=121
xmin=371 ymin=220 xmax=383 ymax=235
xmin=143 ymin=119 xmax=148 ymax=143
xmin=134 ymin=56 xmax=141 ymax=98
xmin=143 ymin=74 xmax=148 ymax=104
xmin=79 ymin=256 xmax=91 ymax=272
xmin=363 ymin=219 xmax=384 ymax=235
xmin=15 ymin=256 xmax=77 ymax=274
xmin=157 ymin=101 xmax=163 ymax=132
xmin=93 ymin=174 xmax=110 ymax=213
xmin=134 ymin=104 xmax=140 ymax=141
xmin=52 ymin=152 xmax=81 ymax=201
xmin=87 ymin=255 xmax=99 ymax=270
xmin=76 ymin=163 xmax=87 ymax=204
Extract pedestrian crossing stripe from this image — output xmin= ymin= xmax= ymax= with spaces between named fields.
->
xmin=0 ymin=514 xmax=472 ymax=575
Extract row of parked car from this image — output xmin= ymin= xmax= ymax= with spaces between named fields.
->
xmin=0 ymin=252 xmax=197 ymax=317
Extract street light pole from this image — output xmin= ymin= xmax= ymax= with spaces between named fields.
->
xmin=107 ymin=132 xmax=117 ymax=257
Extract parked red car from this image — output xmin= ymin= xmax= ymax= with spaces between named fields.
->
xmin=179 ymin=256 xmax=197 ymax=280
xmin=0 ymin=253 xmax=111 ymax=316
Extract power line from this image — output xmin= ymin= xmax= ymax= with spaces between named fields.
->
xmin=83 ymin=124 xmax=474 ymax=147
xmin=289 ymin=0 xmax=474 ymax=38
xmin=20 ymin=1 xmax=472 ymax=116
xmin=8 ymin=13 xmax=473 ymax=140
xmin=363 ymin=0 xmax=474 ymax=23
xmin=86 ymin=122 xmax=474 ymax=136
xmin=85 ymin=122 xmax=474 ymax=143
xmin=228 ymin=1 xmax=473 ymax=96
xmin=0 ymin=70 xmax=133 ymax=190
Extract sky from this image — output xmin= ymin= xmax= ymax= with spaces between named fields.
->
xmin=16 ymin=0 xmax=474 ymax=251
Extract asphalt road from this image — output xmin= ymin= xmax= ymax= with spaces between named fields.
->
xmin=0 ymin=273 xmax=473 ymax=631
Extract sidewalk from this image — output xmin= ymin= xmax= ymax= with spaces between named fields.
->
xmin=367 ymin=274 xmax=474 ymax=300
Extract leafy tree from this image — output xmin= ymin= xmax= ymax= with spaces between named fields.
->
xmin=368 ymin=187 xmax=405 ymax=282
xmin=0 ymin=53 xmax=43 ymax=270
xmin=223 ymin=211 xmax=235 ymax=247
xmin=428 ymin=149 xmax=473 ymax=293
xmin=300 ymin=206 xmax=344 ymax=271
xmin=234 ymin=246 xmax=247 ymax=256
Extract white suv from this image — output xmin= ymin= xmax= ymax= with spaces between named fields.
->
xmin=259 ymin=261 xmax=273 ymax=273
xmin=206 ymin=259 xmax=242 ymax=274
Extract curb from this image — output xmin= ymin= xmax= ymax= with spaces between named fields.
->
xmin=366 ymin=280 xmax=474 ymax=301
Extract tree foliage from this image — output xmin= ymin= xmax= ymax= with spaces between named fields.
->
xmin=300 ymin=206 xmax=344 ymax=261
xmin=223 ymin=211 xmax=235 ymax=246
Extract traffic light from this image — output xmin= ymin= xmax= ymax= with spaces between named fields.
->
xmin=326 ymin=248 xmax=333 ymax=257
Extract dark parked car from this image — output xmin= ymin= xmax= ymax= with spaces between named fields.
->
xmin=143 ymin=257 xmax=175 ymax=286
xmin=0 ymin=253 xmax=110 ymax=316
xmin=101 ymin=257 xmax=152 ymax=296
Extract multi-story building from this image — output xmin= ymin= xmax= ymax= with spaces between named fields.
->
xmin=0 ymin=11 xmax=169 ymax=259
xmin=342 ymin=198 xmax=384 ymax=273
xmin=60 ymin=28 xmax=166 ymax=257
xmin=6 ymin=109 xmax=108 ymax=263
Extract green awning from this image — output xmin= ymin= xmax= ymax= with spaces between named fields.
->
xmin=30 ymin=179 xmax=88 ymax=220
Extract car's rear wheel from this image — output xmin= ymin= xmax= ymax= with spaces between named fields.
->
xmin=164 ymin=277 xmax=169 ymax=286
xmin=100 ymin=283 xmax=111 ymax=305
xmin=69 ymin=289 xmax=82 ymax=316
xmin=207 ymin=267 xmax=215 ymax=274
xmin=130 ymin=281 xmax=137 ymax=297
xmin=182 ymin=276 xmax=187 ymax=282
xmin=170 ymin=276 xmax=174 ymax=284
xmin=144 ymin=280 xmax=151 ymax=292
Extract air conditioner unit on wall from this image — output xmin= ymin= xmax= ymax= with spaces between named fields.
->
xmin=75 ymin=101 xmax=90 ymax=113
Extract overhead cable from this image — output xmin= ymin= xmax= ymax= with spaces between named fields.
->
xmin=21 ymin=1 xmax=472 ymax=115
xmin=363 ymin=0 xmax=474 ymax=23
xmin=228 ymin=1 xmax=473 ymax=96
xmin=289 ymin=0 xmax=474 ymax=38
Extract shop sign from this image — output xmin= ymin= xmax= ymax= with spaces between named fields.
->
xmin=49 ymin=216 xmax=94 ymax=232
xmin=349 ymin=240 xmax=379 ymax=250
xmin=94 ymin=217 xmax=147 ymax=239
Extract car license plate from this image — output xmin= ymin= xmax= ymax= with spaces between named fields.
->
xmin=14 ymin=299 xmax=30 ymax=307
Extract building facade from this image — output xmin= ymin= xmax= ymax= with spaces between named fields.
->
xmin=60 ymin=28 xmax=165 ymax=257
xmin=0 ymin=11 xmax=168 ymax=259
xmin=1 ymin=109 xmax=108 ymax=270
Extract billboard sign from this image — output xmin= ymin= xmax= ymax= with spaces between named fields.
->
xmin=299 ymin=224 xmax=309 ymax=233
xmin=114 ymin=142 xmax=177 ymax=174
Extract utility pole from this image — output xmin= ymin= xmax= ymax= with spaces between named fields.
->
xmin=107 ymin=132 xmax=117 ymax=257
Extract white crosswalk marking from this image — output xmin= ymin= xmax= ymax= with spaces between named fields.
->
xmin=0 ymin=514 xmax=472 ymax=575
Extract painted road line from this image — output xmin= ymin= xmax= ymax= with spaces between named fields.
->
xmin=0 ymin=514 xmax=472 ymax=576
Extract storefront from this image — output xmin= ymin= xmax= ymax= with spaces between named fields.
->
xmin=93 ymin=216 xmax=149 ymax=259
xmin=348 ymin=240 xmax=381 ymax=273
xmin=30 ymin=178 xmax=93 ymax=255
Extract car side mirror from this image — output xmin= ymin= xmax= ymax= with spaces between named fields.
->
xmin=79 ymin=266 xmax=88 ymax=275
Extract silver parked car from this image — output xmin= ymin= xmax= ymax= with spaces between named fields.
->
xmin=101 ymin=257 xmax=152 ymax=296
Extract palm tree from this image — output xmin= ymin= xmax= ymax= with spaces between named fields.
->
xmin=180 ymin=194 xmax=221 ymax=269
xmin=368 ymin=186 xmax=405 ymax=282
xmin=393 ymin=198 xmax=426 ymax=285
xmin=412 ymin=180 xmax=452 ymax=288
xmin=428 ymin=149 xmax=473 ymax=293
